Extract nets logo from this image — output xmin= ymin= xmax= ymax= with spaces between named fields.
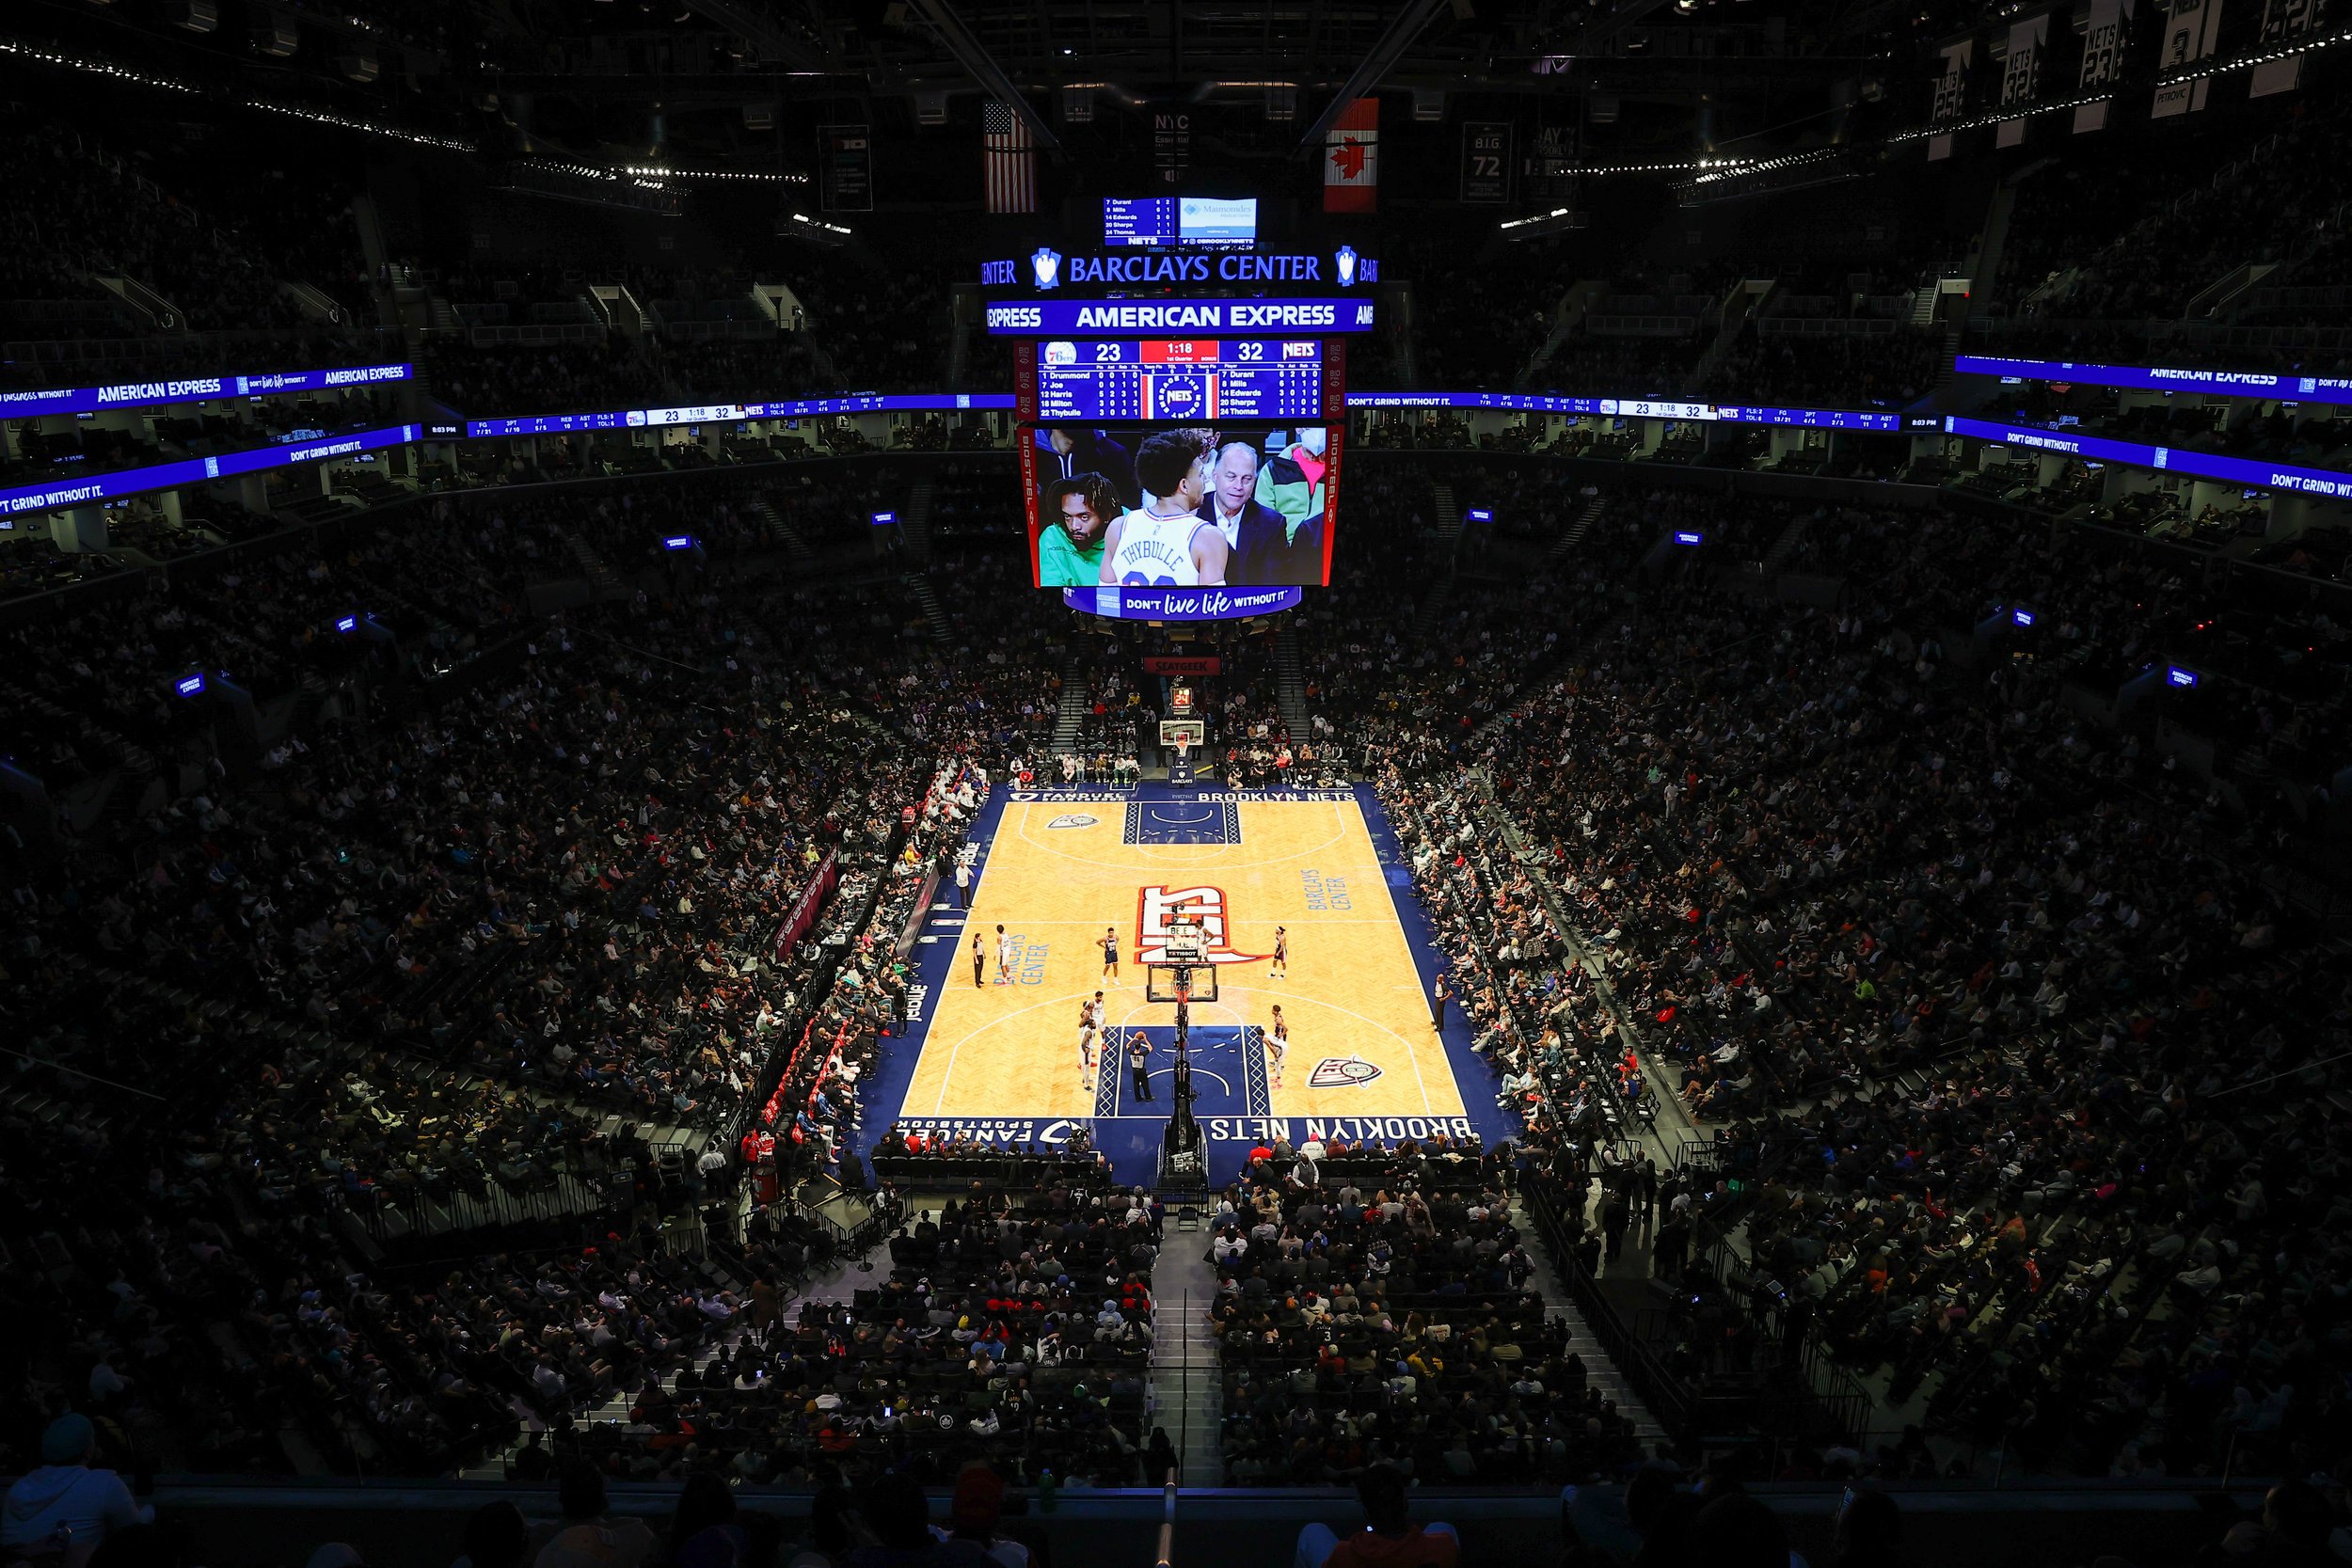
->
xmin=1308 ymin=1056 xmax=1384 ymax=1089
xmin=1047 ymin=814 xmax=1098 ymax=829
xmin=1137 ymin=884 xmax=1265 ymax=965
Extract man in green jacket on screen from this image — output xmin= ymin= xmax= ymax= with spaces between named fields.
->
xmin=1038 ymin=472 xmax=1120 ymax=586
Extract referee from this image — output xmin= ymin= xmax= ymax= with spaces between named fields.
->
xmin=1129 ymin=1035 xmax=1154 ymax=1101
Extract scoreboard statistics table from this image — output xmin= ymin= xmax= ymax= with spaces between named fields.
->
xmin=1036 ymin=339 xmax=1323 ymax=422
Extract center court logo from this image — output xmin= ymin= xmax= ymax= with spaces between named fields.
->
xmin=1308 ymin=1056 xmax=1383 ymax=1088
xmin=1046 ymin=814 xmax=1098 ymax=829
xmin=1137 ymin=884 xmax=1266 ymax=965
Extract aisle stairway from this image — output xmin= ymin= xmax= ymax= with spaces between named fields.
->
xmin=1513 ymin=1193 xmax=1674 ymax=1454
xmin=1758 ymin=513 xmax=1812 ymax=576
xmin=1273 ymin=623 xmax=1311 ymax=741
xmin=1150 ymin=1230 xmax=1224 ymax=1485
xmin=902 ymin=573 xmax=952 ymax=641
xmin=565 ymin=532 xmax=631 ymax=603
xmin=1411 ymin=482 xmax=1463 ymax=639
xmin=751 ymin=498 xmax=818 ymax=572
xmin=1545 ymin=494 xmax=1610 ymax=567
xmin=899 ymin=478 xmax=936 ymax=558
xmin=1052 ymin=648 xmax=1092 ymax=753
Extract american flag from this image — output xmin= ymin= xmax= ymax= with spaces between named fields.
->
xmin=983 ymin=100 xmax=1036 ymax=214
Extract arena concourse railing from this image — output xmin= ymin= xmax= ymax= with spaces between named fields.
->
xmin=63 ymin=1475 xmax=2290 ymax=1568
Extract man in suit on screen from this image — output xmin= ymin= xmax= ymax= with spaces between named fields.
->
xmin=1197 ymin=440 xmax=1300 ymax=586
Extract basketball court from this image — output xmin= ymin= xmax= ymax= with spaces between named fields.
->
xmin=869 ymin=783 xmax=1512 ymax=1185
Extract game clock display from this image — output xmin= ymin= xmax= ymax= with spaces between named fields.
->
xmin=1022 ymin=421 xmax=1341 ymax=591
xmin=1036 ymin=339 xmax=1324 ymax=422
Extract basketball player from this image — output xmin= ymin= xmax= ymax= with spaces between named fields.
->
xmin=1077 ymin=999 xmax=1101 ymax=1083
xmin=1267 ymin=1004 xmax=1290 ymax=1088
xmin=1269 ymin=924 xmax=1288 ymax=981
xmin=1098 ymin=430 xmax=1229 ymax=587
xmin=995 ymin=924 xmax=1015 ymax=986
xmin=1100 ymin=925 xmax=1120 ymax=978
xmin=971 ymin=932 xmax=984 ymax=990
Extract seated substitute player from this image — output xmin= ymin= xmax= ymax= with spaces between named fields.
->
xmin=1100 ymin=430 xmax=1227 ymax=588
xmin=1038 ymin=473 xmax=1121 ymax=587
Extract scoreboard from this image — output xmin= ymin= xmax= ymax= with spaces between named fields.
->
xmin=1034 ymin=339 xmax=1324 ymax=421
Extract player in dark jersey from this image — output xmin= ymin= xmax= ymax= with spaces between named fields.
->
xmin=1270 ymin=925 xmax=1288 ymax=980
xmin=1101 ymin=925 xmax=1120 ymax=977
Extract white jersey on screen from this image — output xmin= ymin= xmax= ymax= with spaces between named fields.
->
xmin=1106 ymin=508 xmax=1208 ymax=587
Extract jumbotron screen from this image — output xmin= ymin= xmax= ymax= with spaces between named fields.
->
xmin=1022 ymin=422 xmax=1340 ymax=589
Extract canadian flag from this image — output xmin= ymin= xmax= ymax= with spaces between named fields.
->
xmin=1323 ymin=97 xmax=1378 ymax=214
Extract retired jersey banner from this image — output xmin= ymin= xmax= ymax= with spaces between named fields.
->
xmin=1324 ymin=97 xmax=1379 ymax=213
xmin=2153 ymin=0 xmax=2225 ymax=116
xmin=1929 ymin=39 xmax=1974 ymax=160
xmin=1996 ymin=13 xmax=2052 ymax=146
xmin=2074 ymin=0 xmax=2136 ymax=131
xmin=2250 ymin=0 xmax=2325 ymax=95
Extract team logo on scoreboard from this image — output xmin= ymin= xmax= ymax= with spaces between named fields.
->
xmin=1308 ymin=1056 xmax=1384 ymax=1088
xmin=1030 ymin=247 xmax=1063 ymax=291
xmin=1335 ymin=245 xmax=1359 ymax=288
xmin=1136 ymin=884 xmax=1266 ymax=965
xmin=1046 ymin=814 xmax=1099 ymax=829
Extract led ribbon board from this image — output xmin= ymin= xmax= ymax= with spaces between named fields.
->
xmin=1956 ymin=355 xmax=2352 ymax=406
xmin=987 ymin=298 xmax=1376 ymax=336
xmin=1064 ymin=586 xmax=1305 ymax=621
xmin=0 ymin=425 xmax=417 ymax=518
xmin=1944 ymin=415 xmax=2352 ymax=499
xmin=0 ymin=362 xmax=413 ymax=419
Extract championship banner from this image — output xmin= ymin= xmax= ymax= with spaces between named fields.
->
xmin=1324 ymin=97 xmax=1379 ymax=214
xmin=2152 ymin=0 xmax=2225 ymax=116
xmin=1996 ymin=12 xmax=2052 ymax=147
xmin=1929 ymin=39 xmax=1974 ymax=161
xmin=2074 ymin=0 xmax=2137 ymax=131
xmin=2250 ymin=0 xmax=2326 ymax=95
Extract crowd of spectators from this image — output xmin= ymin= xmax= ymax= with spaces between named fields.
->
xmin=1366 ymin=492 xmax=2352 ymax=1481
xmin=1206 ymin=1142 xmax=1647 ymax=1487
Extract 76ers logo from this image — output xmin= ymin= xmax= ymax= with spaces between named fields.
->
xmin=1137 ymin=885 xmax=1265 ymax=965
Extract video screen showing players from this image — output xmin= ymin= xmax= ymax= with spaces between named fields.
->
xmin=1023 ymin=422 xmax=1340 ymax=590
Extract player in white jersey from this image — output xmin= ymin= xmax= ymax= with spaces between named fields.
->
xmin=995 ymin=924 xmax=1016 ymax=986
xmin=1076 ymin=991 xmax=1107 ymax=1084
xmin=1097 ymin=430 xmax=1228 ymax=587
xmin=1266 ymin=1004 xmax=1289 ymax=1088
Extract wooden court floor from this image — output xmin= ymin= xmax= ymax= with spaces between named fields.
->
xmin=899 ymin=796 xmax=1469 ymax=1127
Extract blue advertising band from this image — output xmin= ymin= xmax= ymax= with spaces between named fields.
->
xmin=464 ymin=392 xmax=1018 ymax=438
xmin=1944 ymin=415 xmax=2352 ymax=500
xmin=1955 ymin=354 xmax=2352 ymax=405
xmin=1346 ymin=389 xmax=1905 ymax=430
xmin=988 ymin=298 xmax=1378 ymax=337
xmin=1063 ymin=585 xmax=1306 ymax=621
xmin=0 ymin=362 xmax=413 ymax=419
xmin=0 ymin=424 xmax=417 ymax=518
